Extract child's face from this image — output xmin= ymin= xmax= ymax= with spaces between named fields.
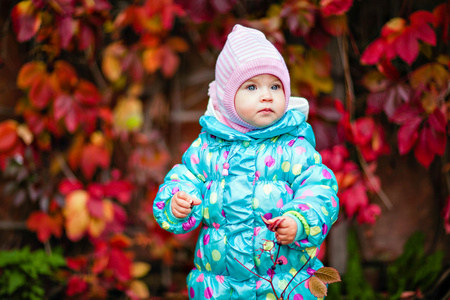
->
xmin=234 ymin=74 xmax=286 ymax=128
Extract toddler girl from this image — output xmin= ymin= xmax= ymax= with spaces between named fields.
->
xmin=153 ymin=24 xmax=339 ymax=300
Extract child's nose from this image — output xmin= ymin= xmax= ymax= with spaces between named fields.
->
xmin=260 ymin=87 xmax=273 ymax=102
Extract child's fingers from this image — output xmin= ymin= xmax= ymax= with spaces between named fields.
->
xmin=191 ymin=197 xmax=202 ymax=206
xmin=172 ymin=206 xmax=191 ymax=218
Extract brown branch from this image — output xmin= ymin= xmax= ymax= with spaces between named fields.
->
xmin=337 ymin=34 xmax=393 ymax=210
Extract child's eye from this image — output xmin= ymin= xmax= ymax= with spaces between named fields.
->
xmin=246 ymin=85 xmax=256 ymax=91
xmin=271 ymin=84 xmax=281 ymax=90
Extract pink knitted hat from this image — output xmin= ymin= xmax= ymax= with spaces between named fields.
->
xmin=208 ymin=24 xmax=291 ymax=132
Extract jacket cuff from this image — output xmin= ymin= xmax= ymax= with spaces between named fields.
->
xmin=283 ymin=211 xmax=307 ymax=241
xmin=166 ymin=197 xmax=188 ymax=224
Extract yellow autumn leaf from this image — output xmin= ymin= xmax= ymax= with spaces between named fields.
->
xmin=131 ymin=262 xmax=151 ymax=278
xmin=17 ymin=124 xmax=33 ymax=145
xmin=88 ymin=217 xmax=106 ymax=238
xmin=113 ymin=97 xmax=143 ymax=132
xmin=63 ymin=190 xmax=90 ymax=241
xmin=103 ymin=199 xmax=114 ymax=222
xmin=410 ymin=63 xmax=449 ymax=89
xmin=102 ymin=43 xmax=126 ymax=82
xmin=129 ymin=280 xmax=150 ymax=299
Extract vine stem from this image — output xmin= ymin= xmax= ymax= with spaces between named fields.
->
xmin=234 ymin=258 xmax=280 ymax=300
xmin=337 ymin=34 xmax=393 ymax=210
xmin=284 ymin=256 xmax=311 ymax=299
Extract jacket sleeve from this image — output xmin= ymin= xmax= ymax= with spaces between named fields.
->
xmin=153 ymin=135 xmax=206 ymax=234
xmin=280 ymin=137 xmax=339 ymax=249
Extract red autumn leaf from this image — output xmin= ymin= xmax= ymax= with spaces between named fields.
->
xmin=74 ymin=80 xmax=102 ymax=106
xmin=428 ymin=108 xmax=447 ymax=133
xmin=108 ymin=248 xmax=131 ymax=282
xmin=58 ymin=16 xmax=76 ymax=49
xmin=340 ymin=182 xmax=368 ymax=218
xmin=397 ymin=116 xmax=422 ymax=155
xmin=48 ymin=0 xmax=75 ymax=15
xmin=29 ymin=74 xmax=53 ymax=109
xmin=66 ymin=256 xmax=88 ymax=271
xmin=161 ymin=47 xmax=180 ymax=77
xmin=87 ymin=197 xmax=104 ymax=219
xmin=80 ymin=144 xmax=110 ymax=179
xmin=0 ymin=121 xmax=18 ymax=153
xmin=11 ymin=0 xmax=42 ymax=42
xmin=414 ymin=126 xmax=435 ymax=168
xmin=26 ymin=211 xmax=62 ymax=242
xmin=425 ymin=123 xmax=446 ymax=156
xmin=394 ymin=27 xmax=419 ymax=65
xmin=356 ymin=203 xmax=381 ymax=225
xmin=66 ymin=275 xmax=89 ymax=296
xmin=17 ymin=61 xmax=47 ymax=89
xmin=78 ymin=23 xmax=94 ymax=51
xmin=360 ymin=39 xmax=385 ymax=65
xmin=23 ymin=110 xmax=46 ymax=135
xmin=351 ymin=117 xmax=374 ymax=146
xmin=103 ymin=180 xmax=133 ymax=204
xmin=53 ymin=93 xmax=81 ymax=132
xmin=320 ymin=0 xmax=354 ymax=17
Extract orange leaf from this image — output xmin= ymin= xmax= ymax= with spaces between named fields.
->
xmin=142 ymin=48 xmax=162 ymax=73
xmin=314 ymin=267 xmax=342 ymax=284
xmin=308 ymin=276 xmax=328 ymax=298
xmin=167 ymin=36 xmax=189 ymax=53
xmin=50 ymin=60 xmax=78 ymax=93
xmin=110 ymin=234 xmax=131 ymax=249
xmin=11 ymin=0 xmax=42 ymax=42
xmin=26 ymin=211 xmax=63 ymax=242
xmin=17 ymin=61 xmax=47 ymax=89
xmin=0 ymin=121 xmax=18 ymax=153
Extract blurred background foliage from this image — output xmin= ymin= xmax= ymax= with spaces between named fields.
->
xmin=0 ymin=0 xmax=449 ymax=299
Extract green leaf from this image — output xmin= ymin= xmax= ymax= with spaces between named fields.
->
xmin=8 ymin=271 xmax=26 ymax=294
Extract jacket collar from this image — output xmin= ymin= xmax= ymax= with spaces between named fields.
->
xmin=199 ymin=110 xmax=315 ymax=146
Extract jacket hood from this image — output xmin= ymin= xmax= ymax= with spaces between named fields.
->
xmin=199 ymin=109 xmax=316 ymax=147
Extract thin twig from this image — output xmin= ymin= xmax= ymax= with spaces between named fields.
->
xmin=337 ymin=34 xmax=355 ymax=120
xmin=56 ymin=155 xmax=78 ymax=182
xmin=284 ymin=256 xmax=311 ymax=299
xmin=337 ymin=34 xmax=393 ymax=210
xmin=357 ymin=150 xmax=393 ymax=209
xmin=233 ymin=258 xmax=270 ymax=282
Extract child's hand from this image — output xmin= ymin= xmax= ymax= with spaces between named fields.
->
xmin=171 ymin=191 xmax=202 ymax=219
xmin=272 ymin=216 xmax=297 ymax=245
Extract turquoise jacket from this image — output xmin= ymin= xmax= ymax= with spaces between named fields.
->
xmin=153 ymin=110 xmax=339 ymax=299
